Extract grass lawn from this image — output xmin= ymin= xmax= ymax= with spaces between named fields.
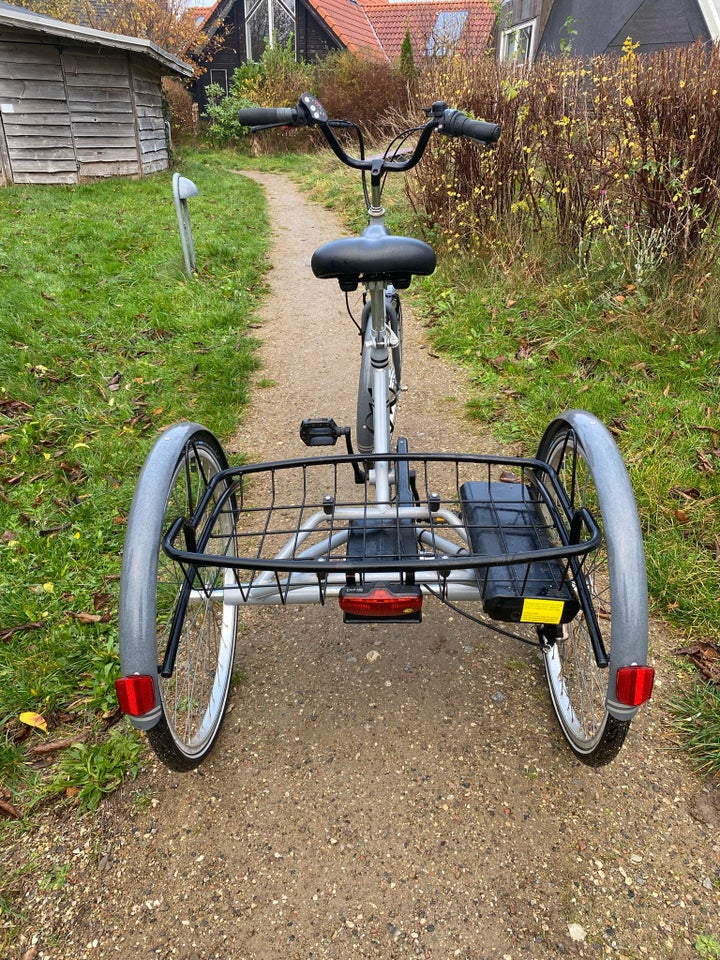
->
xmin=0 ymin=148 xmax=269 ymax=818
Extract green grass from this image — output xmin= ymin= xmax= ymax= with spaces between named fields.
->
xmin=696 ymin=935 xmax=720 ymax=959
xmin=0 ymin=147 xmax=269 ymax=817
xmin=419 ymin=261 xmax=720 ymax=634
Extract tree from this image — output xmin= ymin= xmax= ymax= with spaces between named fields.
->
xmin=15 ymin=0 xmax=210 ymax=58
xmin=399 ymin=29 xmax=417 ymax=81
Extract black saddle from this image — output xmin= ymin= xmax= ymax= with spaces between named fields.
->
xmin=311 ymin=224 xmax=436 ymax=291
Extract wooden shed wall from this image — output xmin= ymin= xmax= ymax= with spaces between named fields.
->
xmin=0 ymin=29 xmax=169 ymax=185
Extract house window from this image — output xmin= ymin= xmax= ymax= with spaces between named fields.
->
xmin=500 ymin=18 xmax=536 ymax=64
xmin=209 ymin=69 xmax=229 ymax=94
xmin=245 ymin=0 xmax=296 ymax=61
xmin=426 ymin=10 xmax=469 ymax=56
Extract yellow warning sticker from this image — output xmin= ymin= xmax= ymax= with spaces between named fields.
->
xmin=520 ymin=598 xmax=565 ymax=624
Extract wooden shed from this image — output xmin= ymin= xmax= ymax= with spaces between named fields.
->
xmin=0 ymin=1 xmax=193 ymax=185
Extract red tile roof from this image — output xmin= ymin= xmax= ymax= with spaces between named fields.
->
xmin=194 ymin=0 xmax=495 ymax=63
xmin=361 ymin=0 xmax=495 ymax=60
xmin=305 ymin=0 xmax=495 ymax=62
xmin=305 ymin=0 xmax=387 ymax=59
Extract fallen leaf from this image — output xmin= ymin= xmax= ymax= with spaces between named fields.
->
xmin=0 ymin=798 xmax=20 ymax=819
xmin=669 ymin=486 xmax=702 ymax=501
xmin=70 ymin=611 xmax=102 ymax=624
xmin=28 ymin=735 xmax=87 ymax=756
xmin=675 ymin=640 xmax=720 ymax=685
xmin=19 ymin=711 xmax=48 ymax=733
xmin=697 ymin=450 xmax=714 ymax=473
xmin=674 ymin=509 xmax=690 ymax=524
xmin=516 ymin=338 xmax=533 ymax=360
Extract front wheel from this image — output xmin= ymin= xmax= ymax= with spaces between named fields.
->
xmin=536 ymin=410 xmax=649 ymax=766
xmin=356 ymin=295 xmax=403 ymax=456
xmin=118 ymin=423 xmax=238 ymax=771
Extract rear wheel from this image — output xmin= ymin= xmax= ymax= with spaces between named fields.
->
xmin=119 ymin=424 xmax=237 ymax=770
xmin=536 ymin=411 xmax=648 ymax=766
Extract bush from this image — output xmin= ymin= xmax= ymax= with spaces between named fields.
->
xmin=406 ymin=41 xmax=720 ymax=271
xmin=204 ymin=45 xmax=411 ymax=147
xmin=203 ymin=38 xmax=314 ymax=146
xmin=314 ymin=50 xmax=412 ymax=140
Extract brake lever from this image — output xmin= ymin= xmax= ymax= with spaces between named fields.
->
xmin=249 ymin=122 xmax=297 ymax=132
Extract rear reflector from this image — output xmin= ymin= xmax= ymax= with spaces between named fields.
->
xmin=339 ymin=584 xmax=423 ymax=622
xmin=116 ymin=675 xmax=156 ymax=716
xmin=615 ymin=665 xmax=655 ymax=706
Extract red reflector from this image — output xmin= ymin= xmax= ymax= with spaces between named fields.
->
xmin=339 ymin=587 xmax=423 ymax=618
xmin=615 ymin=665 xmax=655 ymax=706
xmin=116 ymin=675 xmax=156 ymax=716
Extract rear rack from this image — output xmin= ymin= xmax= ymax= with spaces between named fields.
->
xmin=163 ymin=452 xmax=600 ymax=620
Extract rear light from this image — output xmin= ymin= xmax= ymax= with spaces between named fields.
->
xmin=116 ymin=675 xmax=156 ymax=716
xmin=615 ymin=665 xmax=655 ymax=706
xmin=339 ymin=584 xmax=423 ymax=622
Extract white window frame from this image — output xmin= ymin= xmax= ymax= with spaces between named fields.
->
xmin=698 ymin=0 xmax=720 ymax=39
xmin=209 ymin=69 xmax=229 ymax=94
xmin=499 ymin=17 xmax=536 ymax=64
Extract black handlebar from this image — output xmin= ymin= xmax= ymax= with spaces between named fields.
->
xmin=237 ymin=106 xmax=298 ymax=127
xmin=438 ymin=108 xmax=501 ymax=144
xmin=237 ymin=93 xmax=501 ymax=177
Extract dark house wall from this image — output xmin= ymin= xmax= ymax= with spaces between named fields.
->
xmin=194 ymin=3 xmax=245 ymax=112
xmin=538 ymin=0 xmax=710 ymax=56
xmin=296 ymin=3 xmax=342 ymax=62
xmin=494 ymin=0 xmax=553 ymax=59
xmin=194 ymin=0 xmax=340 ymax=113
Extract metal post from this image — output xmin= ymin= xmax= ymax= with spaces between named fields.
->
xmin=172 ymin=172 xmax=199 ymax=274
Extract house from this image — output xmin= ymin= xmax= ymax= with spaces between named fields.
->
xmin=0 ymin=0 xmax=193 ymax=185
xmin=193 ymin=0 xmax=495 ymax=109
xmin=496 ymin=0 xmax=719 ymax=65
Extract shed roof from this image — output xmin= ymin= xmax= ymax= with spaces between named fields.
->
xmin=0 ymin=0 xmax=194 ymax=75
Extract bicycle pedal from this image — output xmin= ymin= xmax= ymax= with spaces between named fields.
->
xmin=300 ymin=418 xmax=347 ymax=447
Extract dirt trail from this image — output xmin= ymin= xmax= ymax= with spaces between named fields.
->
xmin=19 ymin=172 xmax=719 ymax=960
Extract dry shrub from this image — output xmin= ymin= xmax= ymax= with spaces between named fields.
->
xmin=313 ymin=51 xmax=412 ymax=141
xmin=163 ymin=77 xmax=197 ymax=141
xmin=406 ymin=41 xmax=720 ymax=266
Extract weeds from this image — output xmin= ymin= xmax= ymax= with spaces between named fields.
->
xmin=696 ymin=935 xmax=720 ymax=959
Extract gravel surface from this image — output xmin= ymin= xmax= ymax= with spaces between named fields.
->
xmin=12 ymin=172 xmax=719 ymax=960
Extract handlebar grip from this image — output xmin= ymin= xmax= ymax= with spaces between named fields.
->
xmin=238 ymin=106 xmax=298 ymax=127
xmin=440 ymin=109 xmax=501 ymax=144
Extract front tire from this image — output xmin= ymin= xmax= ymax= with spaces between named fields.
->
xmin=356 ymin=296 xmax=403 ymax=456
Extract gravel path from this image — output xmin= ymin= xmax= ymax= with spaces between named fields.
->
xmin=15 ymin=172 xmax=719 ymax=960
